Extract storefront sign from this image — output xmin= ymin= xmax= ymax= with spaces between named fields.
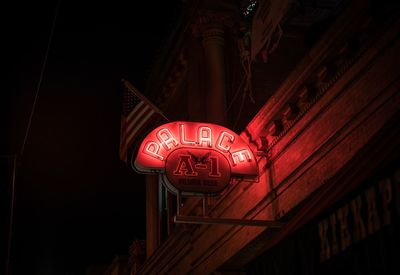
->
xmin=318 ymin=165 xmax=400 ymax=262
xmin=134 ymin=121 xmax=258 ymax=194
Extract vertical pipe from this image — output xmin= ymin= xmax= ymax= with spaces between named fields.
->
xmin=145 ymin=174 xmax=159 ymax=258
xmin=202 ymin=25 xmax=227 ymax=125
xmin=201 ymin=20 xmax=229 ymax=210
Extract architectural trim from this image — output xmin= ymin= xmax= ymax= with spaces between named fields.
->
xmin=137 ymin=1 xmax=400 ymax=274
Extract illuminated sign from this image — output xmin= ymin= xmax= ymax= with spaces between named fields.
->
xmin=134 ymin=121 xmax=258 ymax=194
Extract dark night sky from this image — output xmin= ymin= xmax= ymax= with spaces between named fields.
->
xmin=2 ymin=1 xmax=182 ymax=274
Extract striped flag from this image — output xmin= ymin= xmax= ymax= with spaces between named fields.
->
xmin=119 ymin=79 xmax=168 ymax=164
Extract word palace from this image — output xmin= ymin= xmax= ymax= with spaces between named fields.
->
xmin=134 ymin=121 xmax=259 ymax=194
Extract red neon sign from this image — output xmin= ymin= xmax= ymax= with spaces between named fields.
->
xmin=134 ymin=121 xmax=258 ymax=194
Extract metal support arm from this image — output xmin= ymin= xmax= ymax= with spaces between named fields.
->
xmin=174 ymin=191 xmax=285 ymax=227
xmin=174 ymin=215 xmax=285 ymax=227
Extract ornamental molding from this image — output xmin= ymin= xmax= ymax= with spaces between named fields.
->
xmin=245 ymin=13 xmax=381 ymax=159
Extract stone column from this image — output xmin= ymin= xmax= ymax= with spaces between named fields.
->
xmin=202 ymin=23 xmax=227 ymax=125
xmin=189 ymin=8 xmax=237 ymax=211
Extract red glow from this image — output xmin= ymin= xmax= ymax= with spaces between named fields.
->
xmin=134 ymin=121 xmax=258 ymax=193
xmin=165 ymin=148 xmax=231 ymax=193
xmin=231 ymin=149 xmax=252 ymax=165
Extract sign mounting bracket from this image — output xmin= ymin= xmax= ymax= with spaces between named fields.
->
xmin=174 ymin=215 xmax=285 ymax=227
xmin=174 ymin=192 xmax=285 ymax=227
xmin=136 ymin=121 xmax=275 ymax=227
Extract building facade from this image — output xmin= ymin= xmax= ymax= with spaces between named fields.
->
xmin=132 ymin=0 xmax=400 ymax=274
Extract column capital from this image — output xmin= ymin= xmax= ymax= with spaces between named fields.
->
xmin=192 ymin=9 xmax=237 ymax=38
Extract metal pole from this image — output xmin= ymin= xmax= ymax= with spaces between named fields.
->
xmin=202 ymin=195 xmax=208 ymax=216
xmin=174 ymin=215 xmax=285 ymax=228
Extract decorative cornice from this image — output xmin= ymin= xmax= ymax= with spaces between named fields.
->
xmin=264 ymin=40 xmax=363 ymax=158
xmin=246 ymin=13 xmax=380 ymax=161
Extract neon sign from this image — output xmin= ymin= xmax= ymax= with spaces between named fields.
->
xmin=134 ymin=121 xmax=258 ymax=194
